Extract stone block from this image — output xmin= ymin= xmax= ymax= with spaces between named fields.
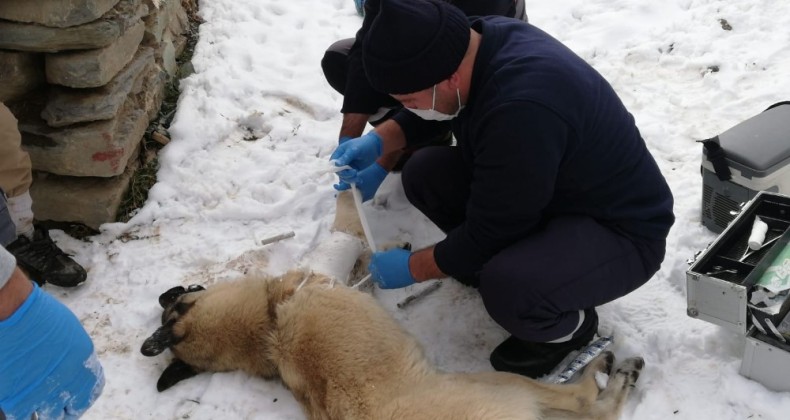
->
xmin=0 ymin=51 xmax=45 ymax=102
xmin=158 ymin=31 xmax=178 ymax=76
xmin=42 ymin=47 xmax=155 ymax=127
xmin=29 ymin=151 xmax=139 ymax=229
xmin=18 ymin=61 xmax=164 ymax=177
xmin=0 ymin=0 xmax=120 ymax=28
xmin=0 ymin=0 xmax=146 ymax=53
xmin=45 ymin=20 xmax=145 ymax=88
xmin=143 ymin=0 xmax=189 ymax=46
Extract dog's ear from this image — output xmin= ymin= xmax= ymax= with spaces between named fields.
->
xmin=141 ymin=319 xmax=181 ymax=357
xmin=158 ymin=284 xmax=205 ymax=308
xmin=158 ymin=286 xmax=187 ymax=308
xmin=157 ymin=359 xmax=200 ymax=392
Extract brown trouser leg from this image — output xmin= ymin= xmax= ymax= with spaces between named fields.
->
xmin=0 ymin=102 xmax=32 ymax=198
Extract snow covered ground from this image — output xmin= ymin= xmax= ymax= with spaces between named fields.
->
xmin=46 ymin=0 xmax=790 ymax=418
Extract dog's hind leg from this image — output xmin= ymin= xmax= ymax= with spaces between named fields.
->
xmin=528 ymin=351 xmax=615 ymax=416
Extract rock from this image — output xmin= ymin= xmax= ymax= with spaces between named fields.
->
xmin=45 ymin=20 xmax=145 ymax=88
xmin=42 ymin=47 xmax=155 ymax=127
xmin=29 ymin=151 xmax=140 ymax=229
xmin=0 ymin=51 xmax=45 ymax=102
xmin=0 ymin=0 xmax=120 ymax=28
xmin=0 ymin=0 xmax=146 ymax=52
xmin=19 ymin=62 xmax=165 ymax=177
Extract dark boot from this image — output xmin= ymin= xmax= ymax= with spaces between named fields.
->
xmin=490 ymin=310 xmax=598 ymax=379
xmin=6 ymin=226 xmax=87 ymax=287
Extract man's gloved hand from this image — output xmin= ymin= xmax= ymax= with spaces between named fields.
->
xmin=0 ymin=284 xmax=104 ymax=420
xmin=369 ymin=248 xmax=417 ymax=289
xmin=330 ymin=131 xmax=382 ymax=173
xmin=333 ymin=162 xmax=388 ymax=202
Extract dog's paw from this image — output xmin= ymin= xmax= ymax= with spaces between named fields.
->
xmin=588 ymin=351 xmax=615 ymax=377
xmin=614 ymin=357 xmax=644 ymax=389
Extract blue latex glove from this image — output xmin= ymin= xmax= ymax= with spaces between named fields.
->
xmin=0 ymin=284 xmax=104 ymax=420
xmin=369 ymin=248 xmax=417 ymax=289
xmin=330 ymin=131 xmax=382 ymax=174
xmin=333 ymin=162 xmax=388 ymax=202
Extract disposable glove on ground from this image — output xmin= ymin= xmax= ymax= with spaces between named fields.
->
xmin=0 ymin=284 xmax=104 ymax=420
xmin=369 ymin=248 xmax=417 ymax=289
xmin=330 ymin=131 xmax=382 ymax=175
xmin=333 ymin=162 xmax=388 ymax=202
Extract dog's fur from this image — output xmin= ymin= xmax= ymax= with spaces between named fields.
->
xmin=141 ymin=192 xmax=644 ymax=419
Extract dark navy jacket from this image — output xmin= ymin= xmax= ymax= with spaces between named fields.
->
xmin=417 ymin=18 xmax=675 ymax=277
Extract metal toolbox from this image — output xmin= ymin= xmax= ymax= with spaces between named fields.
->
xmin=687 ymin=191 xmax=790 ymax=391
xmin=740 ymin=326 xmax=790 ymax=392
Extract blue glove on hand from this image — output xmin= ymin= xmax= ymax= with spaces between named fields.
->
xmin=330 ymin=131 xmax=382 ymax=173
xmin=369 ymin=248 xmax=417 ymax=289
xmin=0 ymin=284 xmax=104 ymax=420
xmin=333 ymin=162 xmax=388 ymax=202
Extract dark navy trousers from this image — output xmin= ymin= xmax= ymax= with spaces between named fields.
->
xmin=401 ymin=147 xmax=667 ymax=342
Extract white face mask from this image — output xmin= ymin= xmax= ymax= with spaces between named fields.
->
xmin=406 ymin=85 xmax=464 ymax=121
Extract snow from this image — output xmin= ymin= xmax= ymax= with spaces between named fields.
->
xmin=44 ymin=0 xmax=790 ymax=418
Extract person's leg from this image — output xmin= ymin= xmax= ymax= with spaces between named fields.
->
xmin=321 ymin=38 xmax=400 ymax=118
xmin=401 ymin=146 xmax=470 ymax=232
xmin=321 ymin=38 xmax=354 ymax=96
xmin=514 ymin=0 xmax=528 ymax=22
xmin=0 ymin=103 xmax=87 ymax=288
xmin=451 ymin=0 xmax=527 ymax=21
xmin=0 ymin=190 xmax=15 ymax=248
xmin=481 ymin=215 xmax=666 ymax=377
xmin=0 ymin=102 xmax=34 ymax=239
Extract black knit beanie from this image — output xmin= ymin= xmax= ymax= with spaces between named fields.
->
xmin=362 ymin=0 xmax=470 ymax=94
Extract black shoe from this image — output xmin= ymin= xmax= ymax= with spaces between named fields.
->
xmin=490 ymin=310 xmax=598 ymax=379
xmin=6 ymin=226 xmax=87 ymax=287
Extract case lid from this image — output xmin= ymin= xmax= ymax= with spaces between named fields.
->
xmin=704 ymin=104 xmax=790 ymax=177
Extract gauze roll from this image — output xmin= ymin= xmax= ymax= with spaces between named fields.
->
xmin=748 ymin=216 xmax=769 ymax=251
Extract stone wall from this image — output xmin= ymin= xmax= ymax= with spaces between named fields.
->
xmin=0 ymin=0 xmax=195 ymax=229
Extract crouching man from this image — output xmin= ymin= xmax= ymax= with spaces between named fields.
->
xmin=330 ymin=0 xmax=674 ymax=378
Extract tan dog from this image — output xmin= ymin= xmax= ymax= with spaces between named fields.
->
xmin=141 ymin=192 xmax=644 ymax=419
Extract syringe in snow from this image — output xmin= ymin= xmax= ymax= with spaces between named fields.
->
xmin=549 ymin=335 xmax=614 ymax=384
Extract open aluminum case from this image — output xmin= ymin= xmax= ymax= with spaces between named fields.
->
xmin=687 ymin=191 xmax=790 ymax=391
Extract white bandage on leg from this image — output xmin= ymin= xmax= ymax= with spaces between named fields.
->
xmin=7 ymin=190 xmax=34 ymax=239
xmin=302 ymin=231 xmax=365 ymax=285
xmin=0 ymin=246 xmax=17 ymax=289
